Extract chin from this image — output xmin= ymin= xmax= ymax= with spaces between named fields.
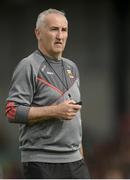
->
xmin=54 ymin=49 xmax=63 ymax=53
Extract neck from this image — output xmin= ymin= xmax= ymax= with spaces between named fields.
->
xmin=38 ymin=46 xmax=61 ymax=60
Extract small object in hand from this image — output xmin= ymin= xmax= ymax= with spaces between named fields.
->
xmin=75 ymin=101 xmax=82 ymax=105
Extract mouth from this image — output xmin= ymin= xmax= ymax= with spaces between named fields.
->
xmin=54 ymin=42 xmax=63 ymax=49
xmin=55 ymin=41 xmax=62 ymax=45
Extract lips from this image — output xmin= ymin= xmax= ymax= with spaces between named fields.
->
xmin=55 ymin=42 xmax=62 ymax=45
xmin=54 ymin=42 xmax=63 ymax=48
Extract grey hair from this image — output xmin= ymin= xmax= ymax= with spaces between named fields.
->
xmin=36 ymin=8 xmax=66 ymax=29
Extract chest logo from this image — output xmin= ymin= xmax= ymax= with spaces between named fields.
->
xmin=66 ymin=69 xmax=74 ymax=78
xmin=47 ymin=71 xmax=54 ymax=75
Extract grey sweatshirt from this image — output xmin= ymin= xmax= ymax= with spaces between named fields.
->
xmin=6 ymin=50 xmax=83 ymax=163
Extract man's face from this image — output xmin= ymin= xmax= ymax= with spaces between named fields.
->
xmin=36 ymin=13 xmax=68 ymax=58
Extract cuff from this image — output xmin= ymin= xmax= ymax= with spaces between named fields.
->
xmin=15 ymin=105 xmax=30 ymax=123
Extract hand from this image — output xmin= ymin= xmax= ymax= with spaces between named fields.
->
xmin=56 ymin=100 xmax=81 ymax=120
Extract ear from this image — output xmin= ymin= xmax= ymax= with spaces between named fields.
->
xmin=35 ymin=28 xmax=40 ymax=40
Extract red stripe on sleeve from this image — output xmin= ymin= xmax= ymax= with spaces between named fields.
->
xmin=6 ymin=101 xmax=17 ymax=121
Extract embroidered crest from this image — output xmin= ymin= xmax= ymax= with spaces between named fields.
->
xmin=66 ymin=69 xmax=74 ymax=78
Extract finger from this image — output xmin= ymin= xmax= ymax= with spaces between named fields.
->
xmin=67 ymin=100 xmax=76 ymax=104
xmin=73 ymin=104 xmax=81 ymax=110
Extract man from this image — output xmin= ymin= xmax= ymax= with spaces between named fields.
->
xmin=5 ymin=8 xmax=90 ymax=179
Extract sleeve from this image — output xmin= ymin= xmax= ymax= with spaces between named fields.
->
xmin=5 ymin=59 xmax=36 ymax=124
xmin=72 ymin=61 xmax=80 ymax=87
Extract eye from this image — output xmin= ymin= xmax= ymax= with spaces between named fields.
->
xmin=62 ymin=28 xmax=67 ymax=32
xmin=50 ymin=27 xmax=58 ymax=31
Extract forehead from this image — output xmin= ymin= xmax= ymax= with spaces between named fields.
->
xmin=44 ymin=13 xmax=68 ymax=27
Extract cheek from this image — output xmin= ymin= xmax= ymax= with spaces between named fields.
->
xmin=46 ymin=34 xmax=55 ymax=43
xmin=64 ymin=36 xmax=68 ymax=43
xmin=64 ymin=34 xmax=68 ymax=41
xmin=40 ymin=31 xmax=50 ymax=40
xmin=39 ymin=33 xmax=45 ymax=41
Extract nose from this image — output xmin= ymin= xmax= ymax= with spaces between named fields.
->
xmin=56 ymin=30 xmax=63 ymax=39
